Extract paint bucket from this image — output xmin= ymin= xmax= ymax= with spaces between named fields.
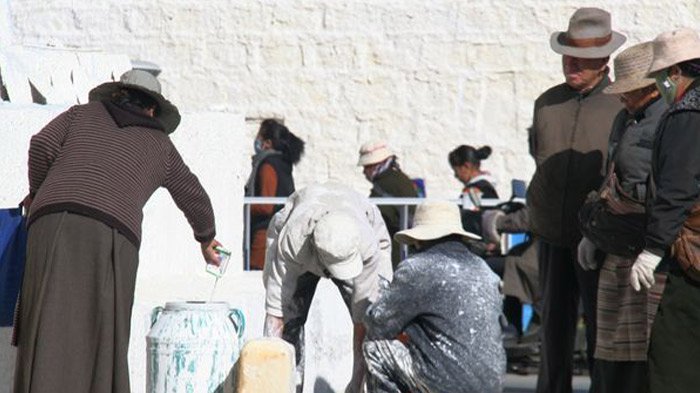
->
xmin=147 ymin=301 xmax=245 ymax=393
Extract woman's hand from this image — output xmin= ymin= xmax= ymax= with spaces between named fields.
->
xmin=21 ymin=193 xmax=33 ymax=213
xmin=201 ymin=239 xmax=223 ymax=266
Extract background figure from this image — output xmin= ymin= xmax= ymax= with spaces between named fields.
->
xmin=245 ymin=118 xmax=304 ymax=270
xmin=262 ymin=182 xmax=393 ymax=393
xmin=448 ymin=144 xmax=497 ymax=237
xmin=363 ymin=201 xmax=505 ymax=393
xmin=358 ymin=140 xmax=417 ymax=269
xmin=526 ymin=8 xmax=625 ymax=392
xmin=482 ymin=194 xmax=542 ymax=360
xmin=629 ymin=29 xmax=700 ymax=393
xmin=448 ymin=144 xmax=526 ymax=337
xmin=13 ymin=70 xmax=222 ymax=393
xmin=577 ymin=41 xmax=666 ymax=393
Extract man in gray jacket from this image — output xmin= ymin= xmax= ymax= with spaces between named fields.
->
xmin=483 ymin=8 xmax=625 ymax=393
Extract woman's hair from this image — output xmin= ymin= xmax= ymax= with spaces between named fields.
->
xmin=448 ymin=145 xmax=492 ymax=168
xmin=259 ymin=119 xmax=305 ymax=164
xmin=111 ymin=88 xmax=159 ymax=115
xmin=678 ymin=58 xmax=700 ymax=78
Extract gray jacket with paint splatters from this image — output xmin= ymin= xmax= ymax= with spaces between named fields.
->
xmin=365 ymin=240 xmax=505 ymax=393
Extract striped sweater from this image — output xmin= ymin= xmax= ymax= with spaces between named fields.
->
xmin=27 ymin=101 xmax=215 ymax=247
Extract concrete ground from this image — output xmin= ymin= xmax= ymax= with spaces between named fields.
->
xmin=504 ymin=374 xmax=590 ymax=393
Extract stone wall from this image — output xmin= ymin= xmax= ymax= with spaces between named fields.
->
xmin=2 ymin=2 xmax=700 ymax=392
xmin=6 ymin=1 xmax=698 ymax=198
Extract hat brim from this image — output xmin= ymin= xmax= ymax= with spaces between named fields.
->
xmin=394 ymin=224 xmax=481 ymax=245
xmin=88 ymin=82 xmax=181 ymax=134
xmin=357 ymin=152 xmax=393 ymax=167
xmin=603 ymin=77 xmax=656 ymax=94
xmin=550 ymin=31 xmax=626 ymax=59
xmin=648 ymin=53 xmax=700 ymax=76
xmin=324 ymin=253 xmax=363 ymax=280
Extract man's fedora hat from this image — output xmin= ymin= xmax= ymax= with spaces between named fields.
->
xmin=647 ymin=28 xmax=700 ymax=76
xmin=550 ymin=7 xmax=626 ymax=59
xmin=604 ymin=42 xmax=656 ymax=95
xmin=89 ymin=70 xmax=181 ymax=134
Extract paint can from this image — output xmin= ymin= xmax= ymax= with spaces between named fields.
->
xmin=147 ymin=301 xmax=245 ymax=393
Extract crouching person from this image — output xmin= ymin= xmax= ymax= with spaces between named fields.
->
xmin=363 ymin=201 xmax=506 ymax=393
xmin=262 ymin=182 xmax=393 ymax=393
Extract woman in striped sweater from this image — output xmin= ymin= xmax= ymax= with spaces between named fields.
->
xmin=13 ymin=70 xmax=223 ymax=393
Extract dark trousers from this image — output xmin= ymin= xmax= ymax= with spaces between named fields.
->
xmin=591 ymin=360 xmax=648 ymax=393
xmin=648 ymin=267 xmax=700 ymax=393
xmin=536 ymin=241 xmax=598 ymax=393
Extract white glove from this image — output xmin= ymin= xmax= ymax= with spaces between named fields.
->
xmin=630 ymin=250 xmax=663 ymax=291
xmin=577 ymin=237 xmax=599 ymax=271
xmin=481 ymin=209 xmax=505 ymax=244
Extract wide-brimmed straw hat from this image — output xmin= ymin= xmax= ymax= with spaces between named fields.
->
xmin=647 ymin=28 xmax=700 ymax=76
xmin=358 ymin=140 xmax=393 ymax=167
xmin=313 ymin=211 xmax=363 ymax=280
xmin=604 ymin=42 xmax=656 ymax=95
xmin=89 ymin=70 xmax=181 ymax=134
xmin=394 ymin=201 xmax=480 ymax=245
xmin=550 ymin=8 xmax=626 ymax=59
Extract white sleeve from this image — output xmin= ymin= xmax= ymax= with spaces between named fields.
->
xmin=263 ymin=212 xmax=287 ymax=318
xmin=369 ymin=204 xmax=393 ymax=281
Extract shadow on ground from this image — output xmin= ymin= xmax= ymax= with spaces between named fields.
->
xmin=314 ymin=376 xmax=334 ymax=393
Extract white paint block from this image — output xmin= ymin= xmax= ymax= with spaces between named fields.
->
xmin=235 ymin=338 xmax=295 ymax=393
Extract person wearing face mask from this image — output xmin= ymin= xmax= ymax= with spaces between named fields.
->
xmin=627 ymin=28 xmax=700 ymax=393
xmin=358 ymin=140 xmax=417 ymax=269
xmin=245 ymin=119 xmax=305 ymax=270
xmin=576 ymin=41 xmax=667 ymax=393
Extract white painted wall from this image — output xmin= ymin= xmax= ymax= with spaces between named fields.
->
xmin=0 ymin=103 xmax=354 ymax=392
xmin=3 ymin=2 xmax=700 ymax=392
xmin=6 ymin=1 xmax=699 ymax=199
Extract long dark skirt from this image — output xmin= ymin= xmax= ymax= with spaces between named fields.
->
xmin=13 ymin=212 xmax=139 ymax=393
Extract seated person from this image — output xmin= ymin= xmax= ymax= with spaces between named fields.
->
xmin=363 ymin=201 xmax=505 ymax=393
xmin=483 ymin=189 xmax=541 ymax=341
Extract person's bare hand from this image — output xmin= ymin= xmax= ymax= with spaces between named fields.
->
xmin=201 ymin=239 xmax=223 ymax=266
xmin=21 ymin=193 xmax=33 ymax=212
xmin=263 ymin=314 xmax=284 ymax=337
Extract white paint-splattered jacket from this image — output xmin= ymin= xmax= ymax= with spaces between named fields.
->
xmin=263 ymin=182 xmax=393 ymax=323
xmin=365 ymin=240 xmax=505 ymax=392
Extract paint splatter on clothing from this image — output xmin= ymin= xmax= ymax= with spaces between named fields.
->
xmin=364 ymin=240 xmax=505 ymax=393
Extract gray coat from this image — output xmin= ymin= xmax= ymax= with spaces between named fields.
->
xmin=527 ymin=77 xmax=623 ymax=246
xmin=364 ymin=241 xmax=505 ymax=393
xmin=607 ymin=97 xmax=666 ymax=201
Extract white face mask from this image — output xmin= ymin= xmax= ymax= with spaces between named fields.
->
xmin=254 ymin=139 xmax=264 ymax=154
